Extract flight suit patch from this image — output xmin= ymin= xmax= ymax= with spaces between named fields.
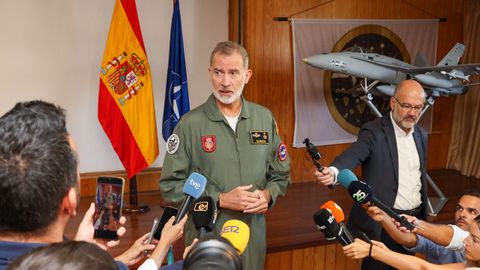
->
xmin=278 ymin=143 xmax=287 ymax=161
xmin=166 ymin=134 xmax=180 ymax=154
xmin=201 ymin=135 xmax=216 ymax=153
xmin=250 ymin=131 xmax=269 ymax=144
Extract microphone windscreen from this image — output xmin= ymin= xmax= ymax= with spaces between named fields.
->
xmin=183 ymin=172 xmax=207 ymax=199
xmin=220 ymin=220 xmax=250 ymax=255
xmin=337 ymin=169 xmax=358 ymax=188
xmin=191 ymin=196 xmax=215 ymax=231
xmin=320 ymin=200 xmax=345 ymax=223
xmin=347 ymin=181 xmax=373 ymax=204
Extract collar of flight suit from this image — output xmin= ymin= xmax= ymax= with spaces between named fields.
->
xmin=204 ymin=94 xmax=252 ymax=122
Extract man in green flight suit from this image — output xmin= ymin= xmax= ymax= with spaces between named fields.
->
xmin=160 ymin=41 xmax=291 ymax=270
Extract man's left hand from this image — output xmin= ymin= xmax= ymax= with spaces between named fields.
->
xmin=244 ymin=189 xmax=271 ymax=214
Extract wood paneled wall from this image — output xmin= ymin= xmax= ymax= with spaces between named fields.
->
xmin=234 ymin=0 xmax=465 ymax=183
xmin=226 ymin=0 xmax=465 ymax=269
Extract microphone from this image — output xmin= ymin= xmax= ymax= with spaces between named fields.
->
xmin=337 ymin=169 xmax=416 ymax=231
xmin=303 ymin=138 xmax=333 ymax=189
xmin=313 ymin=208 xmax=352 ymax=246
xmin=191 ymin=196 xmax=217 ymax=238
xmin=220 ymin=219 xmax=250 ymax=255
xmin=174 ymin=172 xmax=207 ymax=224
xmin=320 ymin=200 xmax=353 ymax=243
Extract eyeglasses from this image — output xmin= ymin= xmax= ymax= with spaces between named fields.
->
xmin=393 ymin=96 xmax=424 ymax=112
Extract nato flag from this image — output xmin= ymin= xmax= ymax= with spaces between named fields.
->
xmin=162 ymin=0 xmax=190 ymax=141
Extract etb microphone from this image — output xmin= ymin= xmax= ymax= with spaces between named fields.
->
xmin=191 ymin=196 xmax=217 ymax=238
xmin=220 ymin=219 xmax=250 ymax=255
xmin=337 ymin=169 xmax=416 ymax=231
xmin=174 ymin=172 xmax=207 ymax=224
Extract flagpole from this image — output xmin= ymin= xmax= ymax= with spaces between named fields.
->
xmin=123 ymin=175 xmax=150 ymax=213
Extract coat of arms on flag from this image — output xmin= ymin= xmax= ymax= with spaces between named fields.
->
xmin=101 ymin=52 xmax=148 ymax=106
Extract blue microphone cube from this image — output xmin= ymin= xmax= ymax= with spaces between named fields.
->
xmin=184 ymin=172 xmax=207 ymax=199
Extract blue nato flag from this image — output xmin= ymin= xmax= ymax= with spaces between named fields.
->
xmin=162 ymin=0 xmax=190 ymax=141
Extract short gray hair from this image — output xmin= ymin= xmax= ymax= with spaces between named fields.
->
xmin=210 ymin=41 xmax=249 ymax=69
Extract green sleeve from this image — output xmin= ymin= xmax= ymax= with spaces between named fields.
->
xmin=159 ymin=121 xmax=191 ymax=205
xmin=265 ymin=118 xmax=291 ymax=207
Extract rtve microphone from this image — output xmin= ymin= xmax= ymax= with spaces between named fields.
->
xmin=320 ymin=200 xmax=353 ymax=244
xmin=191 ymin=196 xmax=217 ymax=238
xmin=337 ymin=169 xmax=416 ymax=231
xmin=174 ymin=172 xmax=207 ymax=224
xmin=313 ymin=208 xmax=353 ymax=246
xmin=220 ymin=219 xmax=250 ymax=255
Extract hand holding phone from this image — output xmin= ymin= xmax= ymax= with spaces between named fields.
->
xmin=93 ymin=176 xmax=125 ymax=240
xmin=153 ymin=206 xmax=178 ymax=240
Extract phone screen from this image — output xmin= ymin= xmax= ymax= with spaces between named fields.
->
xmin=93 ymin=176 xmax=125 ymax=239
xmin=153 ymin=206 xmax=178 ymax=240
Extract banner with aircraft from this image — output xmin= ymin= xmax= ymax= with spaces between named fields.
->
xmin=292 ymin=19 xmax=438 ymax=147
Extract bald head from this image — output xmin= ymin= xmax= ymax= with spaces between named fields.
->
xmin=394 ymin=80 xmax=426 ymax=102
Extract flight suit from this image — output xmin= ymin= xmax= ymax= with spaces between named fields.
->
xmin=160 ymin=94 xmax=291 ymax=270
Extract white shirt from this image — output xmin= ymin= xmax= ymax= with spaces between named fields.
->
xmin=446 ymin=224 xmax=469 ymax=251
xmin=224 ymin=114 xmax=240 ymax=132
xmin=137 ymin=258 xmax=157 ymax=270
xmin=390 ymin=112 xmax=422 ymax=210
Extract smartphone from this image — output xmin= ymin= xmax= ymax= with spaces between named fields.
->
xmin=146 ymin=218 xmax=159 ymax=245
xmin=93 ymin=176 xmax=125 ymax=240
xmin=153 ymin=206 xmax=178 ymax=240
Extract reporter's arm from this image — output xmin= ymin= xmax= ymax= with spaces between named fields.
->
xmin=398 ymin=217 xmax=454 ymax=247
xmin=367 ymin=206 xmax=418 ymax=247
xmin=114 ymin=233 xmax=155 ymax=266
xmin=145 ymin=215 xmax=188 ymax=268
xmin=344 ymin=239 xmax=461 ymax=270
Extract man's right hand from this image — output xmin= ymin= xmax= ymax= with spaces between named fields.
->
xmin=219 ymin=185 xmax=259 ymax=211
xmin=314 ymin=167 xmax=335 ymax=186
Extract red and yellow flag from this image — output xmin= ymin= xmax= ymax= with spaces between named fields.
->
xmin=98 ymin=0 xmax=158 ymax=178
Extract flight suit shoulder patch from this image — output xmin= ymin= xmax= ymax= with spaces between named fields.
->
xmin=166 ymin=134 xmax=180 ymax=154
xmin=278 ymin=143 xmax=287 ymax=161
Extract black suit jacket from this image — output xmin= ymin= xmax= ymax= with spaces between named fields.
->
xmin=332 ymin=114 xmax=428 ymax=240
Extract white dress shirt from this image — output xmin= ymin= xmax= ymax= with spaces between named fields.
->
xmin=390 ymin=112 xmax=422 ymax=210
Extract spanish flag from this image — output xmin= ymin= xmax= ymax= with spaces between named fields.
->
xmin=98 ymin=0 xmax=158 ymax=179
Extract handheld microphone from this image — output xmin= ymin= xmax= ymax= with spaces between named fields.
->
xmin=303 ymin=138 xmax=333 ymax=189
xmin=337 ymin=169 xmax=416 ymax=231
xmin=220 ymin=219 xmax=250 ymax=255
xmin=191 ymin=196 xmax=217 ymax=238
xmin=313 ymin=208 xmax=352 ymax=246
xmin=320 ymin=200 xmax=354 ymax=243
xmin=174 ymin=172 xmax=207 ymax=224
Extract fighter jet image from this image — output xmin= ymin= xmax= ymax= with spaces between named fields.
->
xmin=303 ymin=43 xmax=480 ymax=99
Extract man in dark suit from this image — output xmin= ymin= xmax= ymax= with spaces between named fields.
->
xmin=315 ymin=80 xmax=428 ymax=270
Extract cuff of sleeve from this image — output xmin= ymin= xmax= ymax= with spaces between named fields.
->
xmin=137 ymin=258 xmax=158 ymax=270
xmin=329 ymin=166 xmax=339 ymax=185
xmin=265 ymin=184 xmax=281 ymax=208
xmin=205 ymin=190 xmax=221 ymax=208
